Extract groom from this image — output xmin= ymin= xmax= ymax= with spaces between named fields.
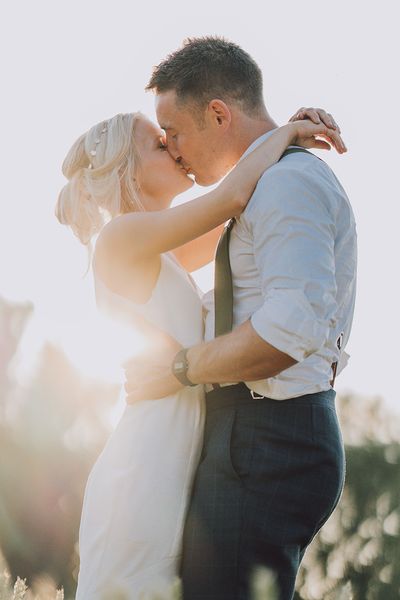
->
xmin=126 ymin=37 xmax=357 ymax=599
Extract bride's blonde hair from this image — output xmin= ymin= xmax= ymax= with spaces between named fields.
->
xmin=56 ymin=112 xmax=144 ymax=246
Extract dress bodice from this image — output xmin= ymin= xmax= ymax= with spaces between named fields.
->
xmin=93 ymin=252 xmax=204 ymax=349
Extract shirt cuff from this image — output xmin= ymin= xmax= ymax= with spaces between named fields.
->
xmin=250 ymin=288 xmax=330 ymax=362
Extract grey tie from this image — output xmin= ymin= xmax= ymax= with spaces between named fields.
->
xmin=214 ymin=217 xmax=235 ymax=338
xmin=213 ymin=147 xmax=317 ymax=338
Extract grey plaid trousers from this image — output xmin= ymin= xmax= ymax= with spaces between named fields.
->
xmin=180 ymin=384 xmax=345 ymax=600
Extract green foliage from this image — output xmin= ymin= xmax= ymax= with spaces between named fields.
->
xmin=0 ymin=567 xmax=64 ymax=600
xmin=295 ymin=395 xmax=400 ymax=600
xmin=251 ymin=567 xmax=279 ymax=600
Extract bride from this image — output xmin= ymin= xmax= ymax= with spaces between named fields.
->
xmin=56 ymin=109 xmax=344 ymax=599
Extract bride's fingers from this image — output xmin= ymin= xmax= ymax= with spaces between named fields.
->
xmin=289 ymin=107 xmax=341 ymax=133
xmin=311 ymin=108 xmax=338 ymax=130
xmin=311 ymin=138 xmax=332 ymax=150
xmin=300 ymin=108 xmax=321 ymax=124
xmin=289 ymin=108 xmax=322 ymax=125
xmin=317 ymin=132 xmax=347 ymax=153
xmin=288 ymin=107 xmax=306 ymax=122
xmin=326 ymin=112 xmax=341 ymax=134
xmin=305 ymin=124 xmax=346 ymax=153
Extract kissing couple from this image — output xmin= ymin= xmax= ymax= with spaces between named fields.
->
xmin=57 ymin=37 xmax=357 ymax=600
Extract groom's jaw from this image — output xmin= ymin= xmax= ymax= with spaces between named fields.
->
xmin=193 ymin=169 xmax=229 ymax=187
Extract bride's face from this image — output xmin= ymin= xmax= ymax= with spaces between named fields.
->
xmin=134 ymin=115 xmax=194 ymax=209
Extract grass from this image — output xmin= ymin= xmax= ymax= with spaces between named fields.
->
xmin=0 ymin=566 xmax=354 ymax=600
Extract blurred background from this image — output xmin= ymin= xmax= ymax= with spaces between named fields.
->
xmin=1 ymin=0 xmax=399 ymax=598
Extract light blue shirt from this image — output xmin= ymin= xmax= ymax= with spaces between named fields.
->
xmin=203 ymin=132 xmax=357 ymax=400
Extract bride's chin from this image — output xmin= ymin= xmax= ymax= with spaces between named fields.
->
xmin=170 ymin=174 xmax=195 ymax=198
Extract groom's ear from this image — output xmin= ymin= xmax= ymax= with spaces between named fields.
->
xmin=206 ymin=99 xmax=232 ymax=131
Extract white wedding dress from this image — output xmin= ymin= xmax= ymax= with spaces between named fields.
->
xmin=75 ymin=253 xmax=205 ymax=599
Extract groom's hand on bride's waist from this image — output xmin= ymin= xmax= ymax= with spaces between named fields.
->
xmin=124 ymin=368 xmax=184 ymax=403
xmin=124 ymin=336 xmax=184 ymax=403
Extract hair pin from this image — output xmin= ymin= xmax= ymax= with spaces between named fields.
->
xmin=88 ymin=121 xmax=109 ymax=165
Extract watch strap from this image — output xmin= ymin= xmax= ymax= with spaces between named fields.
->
xmin=172 ymin=348 xmax=196 ymax=387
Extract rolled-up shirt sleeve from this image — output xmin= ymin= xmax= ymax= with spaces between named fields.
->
xmin=247 ymin=163 xmax=338 ymax=362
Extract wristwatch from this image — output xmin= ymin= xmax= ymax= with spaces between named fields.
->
xmin=172 ymin=348 xmax=197 ymax=387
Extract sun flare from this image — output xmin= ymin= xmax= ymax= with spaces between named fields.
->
xmin=60 ymin=311 xmax=150 ymax=383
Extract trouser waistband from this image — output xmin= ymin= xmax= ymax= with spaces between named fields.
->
xmin=205 ymin=383 xmax=336 ymax=412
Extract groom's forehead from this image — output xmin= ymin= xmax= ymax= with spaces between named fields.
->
xmin=155 ymin=91 xmax=182 ymax=124
xmin=155 ymin=91 xmax=174 ymax=111
xmin=155 ymin=91 xmax=198 ymax=132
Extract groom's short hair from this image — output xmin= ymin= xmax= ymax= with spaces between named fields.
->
xmin=146 ymin=37 xmax=265 ymax=119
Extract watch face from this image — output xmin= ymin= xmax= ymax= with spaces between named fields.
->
xmin=172 ymin=349 xmax=194 ymax=387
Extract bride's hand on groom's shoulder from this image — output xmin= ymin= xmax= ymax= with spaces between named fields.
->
xmin=123 ymin=334 xmax=184 ymax=403
xmin=288 ymin=107 xmax=347 ymax=154
xmin=288 ymin=107 xmax=341 ymax=132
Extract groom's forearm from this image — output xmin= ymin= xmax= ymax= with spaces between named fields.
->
xmin=186 ymin=319 xmax=297 ymax=385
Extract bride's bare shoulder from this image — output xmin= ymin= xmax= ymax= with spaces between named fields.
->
xmin=94 ymin=216 xmax=161 ymax=304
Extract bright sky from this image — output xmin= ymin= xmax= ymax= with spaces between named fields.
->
xmin=1 ymin=1 xmax=399 ymax=413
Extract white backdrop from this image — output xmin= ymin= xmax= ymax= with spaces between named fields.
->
xmin=1 ymin=0 xmax=399 ymax=412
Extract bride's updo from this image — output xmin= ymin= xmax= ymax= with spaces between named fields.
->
xmin=56 ymin=113 xmax=143 ymax=246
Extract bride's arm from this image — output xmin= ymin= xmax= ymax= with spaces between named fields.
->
xmin=96 ymin=123 xmax=292 ymax=264
xmin=96 ymin=120 xmax=344 ymax=272
xmin=172 ymin=107 xmax=343 ymax=272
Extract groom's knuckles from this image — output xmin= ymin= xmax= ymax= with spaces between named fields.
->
xmin=123 ymin=366 xmax=142 ymax=383
xmin=126 ymin=391 xmax=141 ymax=404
